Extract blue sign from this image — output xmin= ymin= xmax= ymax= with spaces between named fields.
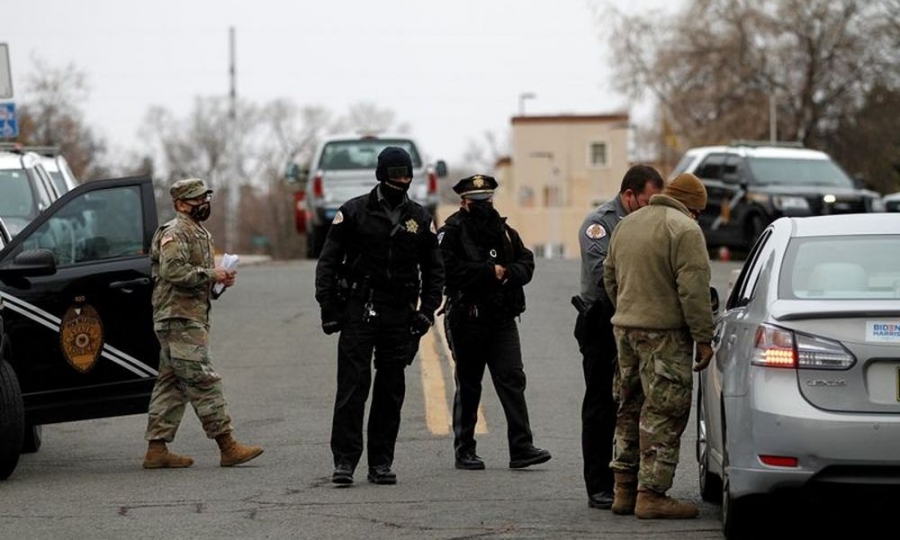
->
xmin=0 ymin=102 xmax=17 ymax=138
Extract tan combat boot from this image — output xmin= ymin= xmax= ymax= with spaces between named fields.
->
xmin=611 ymin=471 xmax=638 ymax=515
xmin=216 ymin=432 xmax=264 ymax=467
xmin=635 ymin=490 xmax=700 ymax=519
xmin=142 ymin=441 xmax=194 ymax=469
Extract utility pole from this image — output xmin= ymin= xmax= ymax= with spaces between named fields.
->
xmin=225 ymin=26 xmax=238 ymax=253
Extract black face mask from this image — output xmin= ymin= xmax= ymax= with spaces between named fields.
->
xmin=385 ymin=179 xmax=410 ymax=193
xmin=379 ymin=182 xmax=406 ymax=208
xmin=467 ymin=200 xmax=497 ymax=221
xmin=188 ymin=202 xmax=211 ymax=222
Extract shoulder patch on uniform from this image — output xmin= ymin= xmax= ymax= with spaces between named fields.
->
xmin=437 ymin=231 xmax=445 ymax=244
xmin=160 ymin=234 xmax=174 ymax=247
xmin=585 ymin=223 xmax=607 ymax=240
xmin=332 ymin=210 xmax=344 ymax=225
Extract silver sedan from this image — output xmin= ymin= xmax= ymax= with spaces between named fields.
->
xmin=697 ymin=213 xmax=900 ymax=538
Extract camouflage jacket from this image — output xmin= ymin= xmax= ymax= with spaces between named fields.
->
xmin=150 ymin=213 xmax=217 ymax=325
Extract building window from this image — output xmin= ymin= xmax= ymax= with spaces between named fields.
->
xmin=589 ymin=142 xmax=608 ymax=168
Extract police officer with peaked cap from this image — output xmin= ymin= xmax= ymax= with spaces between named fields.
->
xmin=574 ymin=164 xmax=663 ymax=508
xmin=439 ymin=174 xmax=551 ymax=471
xmin=315 ymin=146 xmax=444 ymax=486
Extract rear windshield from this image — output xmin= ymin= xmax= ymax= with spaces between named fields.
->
xmin=0 ymin=169 xmax=38 ymax=218
xmin=319 ymin=139 xmax=422 ymax=171
xmin=780 ymin=235 xmax=900 ymax=300
xmin=747 ymin=157 xmax=854 ymax=188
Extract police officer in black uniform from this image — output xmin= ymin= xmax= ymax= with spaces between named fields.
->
xmin=574 ymin=164 xmax=663 ymax=508
xmin=440 ymin=174 xmax=551 ymax=471
xmin=315 ymin=146 xmax=444 ymax=486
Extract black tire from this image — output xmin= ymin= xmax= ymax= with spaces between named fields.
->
xmin=697 ymin=387 xmax=723 ymax=503
xmin=0 ymin=359 xmax=25 ymax=480
xmin=21 ymin=424 xmax=42 ymax=454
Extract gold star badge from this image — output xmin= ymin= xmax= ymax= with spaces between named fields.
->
xmin=405 ymin=219 xmax=419 ymax=233
xmin=472 ymin=176 xmax=485 ymax=188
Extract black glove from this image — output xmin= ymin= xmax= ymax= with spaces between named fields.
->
xmin=410 ymin=311 xmax=433 ymax=336
xmin=321 ymin=303 xmax=344 ymax=335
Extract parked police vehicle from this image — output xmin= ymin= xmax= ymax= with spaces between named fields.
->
xmin=0 ymin=146 xmax=62 ymax=237
xmin=0 ymin=175 xmax=159 ymax=480
xmin=290 ymin=133 xmax=447 ymax=258
xmin=670 ymin=141 xmax=884 ymax=250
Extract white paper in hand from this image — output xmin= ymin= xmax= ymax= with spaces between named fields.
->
xmin=214 ymin=253 xmax=240 ymax=296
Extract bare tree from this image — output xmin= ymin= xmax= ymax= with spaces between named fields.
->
xmin=15 ymin=56 xmax=106 ymax=180
xmin=331 ymin=102 xmax=409 ymax=135
xmin=603 ymin=0 xmax=899 ymax=161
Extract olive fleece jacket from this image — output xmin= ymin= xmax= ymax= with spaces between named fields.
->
xmin=602 ymin=194 xmax=714 ymax=343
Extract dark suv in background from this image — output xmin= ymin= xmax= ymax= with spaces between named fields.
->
xmin=670 ymin=141 xmax=884 ymax=250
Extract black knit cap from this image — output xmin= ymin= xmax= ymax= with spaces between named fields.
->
xmin=375 ymin=146 xmax=413 ymax=182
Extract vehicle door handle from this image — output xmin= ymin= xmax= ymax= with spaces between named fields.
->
xmin=110 ymin=277 xmax=151 ymax=292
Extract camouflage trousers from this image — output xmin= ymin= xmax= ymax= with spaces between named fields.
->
xmin=610 ymin=327 xmax=693 ymax=494
xmin=145 ymin=320 xmax=233 ymax=442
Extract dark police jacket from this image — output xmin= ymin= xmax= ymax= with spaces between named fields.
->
xmin=315 ymin=186 xmax=444 ymax=317
xmin=438 ymin=209 xmax=534 ymax=320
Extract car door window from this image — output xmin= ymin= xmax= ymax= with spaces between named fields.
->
xmin=694 ymin=153 xmax=728 ymax=180
xmin=20 ymin=185 xmax=145 ymax=266
xmin=726 ymin=229 xmax=772 ymax=309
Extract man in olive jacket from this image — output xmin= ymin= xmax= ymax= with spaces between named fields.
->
xmin=602 ymin=172 xmax=715 ymax=519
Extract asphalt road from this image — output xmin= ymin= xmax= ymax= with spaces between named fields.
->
xmin=2 ymin=258 xmax=743 ymax=540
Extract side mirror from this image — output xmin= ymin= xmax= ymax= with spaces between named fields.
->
xmin=435 ymin=160 xmax=448 ymax=178
xmin=285 ymin=162 xmax=310 ymax=185
xmin=710 ymin=286 xmax=720 ymax=315
xmin=0 ymin=248 xmax=58 ymax=278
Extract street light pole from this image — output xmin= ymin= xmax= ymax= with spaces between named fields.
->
xmin=518 ymin=92 xmax=536 ymax=116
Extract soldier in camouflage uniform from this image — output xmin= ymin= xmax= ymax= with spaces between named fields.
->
xmin=142 ymin=178 xmax=264 ymax=469
xmin=602 ymin=173 xmax=715 ymax=519
xmin=574 ymin=165 xmax=663 ymax=510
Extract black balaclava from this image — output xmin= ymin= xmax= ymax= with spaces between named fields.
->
xmin=465 ymin=199 xmax=505 ymax=250
xmin=376 ymin=146 xmax=413 ymax=206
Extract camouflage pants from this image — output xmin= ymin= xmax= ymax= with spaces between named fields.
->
xmin=610 ymin=327 xmax=693 ymax=494
xmin=145 ymin=320 xmax=233 ymax=442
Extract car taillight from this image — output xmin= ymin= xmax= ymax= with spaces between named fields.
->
xmin=427 ymin=168 xmax=438 ymax=195
xmin=752 ymin=324 xmax=796 ymax=368
xmin=794 ymin=332 xmax=856 ymax=369
xmin=293 ymin=190 xmax=307 ymax=234
xmin=312 ymin=171 xmax=324 ymax=198
xmin=751 ymin=323 xmax=855 ymax=370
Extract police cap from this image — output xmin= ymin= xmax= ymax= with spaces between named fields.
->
xmin=452 ymin=174 xmax=498 ymax=200
xmin=170 ymin=178 xmax=213 ymax=201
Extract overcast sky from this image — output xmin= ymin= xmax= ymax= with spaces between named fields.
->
xmin=2 ymin=0 xmax=674 ymax=165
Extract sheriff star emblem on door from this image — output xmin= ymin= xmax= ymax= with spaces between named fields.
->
xmin=60 ymin=303 xmax=105 ymax=373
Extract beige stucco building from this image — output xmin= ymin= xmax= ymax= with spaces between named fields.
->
xmin=497 ymin=113 xmax=631 ymax=259
xmin=437 ymin=113 xmax=633 ymax=259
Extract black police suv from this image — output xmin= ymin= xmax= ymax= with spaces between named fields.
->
xmin=670 ymin=141 xmax=884 ymax=250
xmin=0 ymin=176 xmax=159 ymax=480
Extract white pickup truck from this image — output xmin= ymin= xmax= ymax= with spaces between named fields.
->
xmin=291 ymin=133 xmax=447 ymax=258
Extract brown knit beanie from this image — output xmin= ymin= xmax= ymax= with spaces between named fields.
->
xmin=664 ymin=173 xmax=707 ymax=210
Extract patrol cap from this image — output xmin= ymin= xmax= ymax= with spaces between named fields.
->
xmin=453 ymin=174 xmax=498 ymax=201
xmin=170 ymin=178 xmax=213 ymax=201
